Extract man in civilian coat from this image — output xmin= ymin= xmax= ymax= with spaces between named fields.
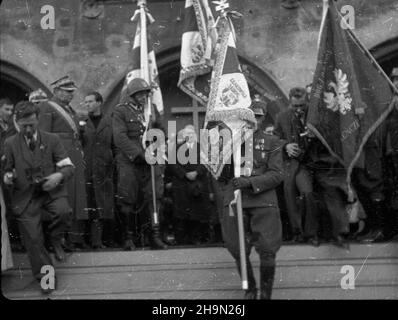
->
xmin=168 ymin=125 xmax=216 ymax=244
xmin=38 ymin=76 xmax=88 ymax=249
xmin=274 ymin=87 xmax=319 ymax=245
xmin=3 ymin=101 xmax=74 ymax=293
xmin=81 ymin=91 xmax=115 ymax=249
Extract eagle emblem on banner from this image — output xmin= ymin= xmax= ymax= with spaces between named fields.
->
xmin=323 ymin=68 xmax=353 ymax=115
xmin=221 ymin=79 xmax=246 ymax=108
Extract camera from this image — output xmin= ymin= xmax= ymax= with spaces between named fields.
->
xmin=25 ymin=167 xmax=45 ymax=188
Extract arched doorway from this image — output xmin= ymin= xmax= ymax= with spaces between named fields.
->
xmin=370 ymin=36 xmax=398 ymax=78
xmin=0 ymin=60 xmax=50 ymax=104
xmin=103 ymin=47 xmax=288 ymax=134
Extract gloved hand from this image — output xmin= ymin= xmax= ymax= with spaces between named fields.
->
xmin=133 ymin=153 xmax=148 ymax=165
xmin=232 ymin=177 xmax=251 ymax=190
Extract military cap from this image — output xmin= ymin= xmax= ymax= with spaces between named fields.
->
xmin=250 ymin=99 xmax=267 ymax=116
xmin=28 ymin=88 xmax=48 ymax=103
xmin=391 ymin=67 xmax=398 ymax=79
xmin=289 ymin=87 xmax=307 ymax=105
xmin=50 ymin=75 xmax=77 ymax=91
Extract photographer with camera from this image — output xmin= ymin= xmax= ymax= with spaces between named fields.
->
xmin=274 ymin=87 xmax=319 ymax=246
xmin=3 ymin=101 xmax=74 ymax=293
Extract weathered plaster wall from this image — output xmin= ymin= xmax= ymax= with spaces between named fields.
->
xmin=1 ymin=0 xmax=397 ymax=109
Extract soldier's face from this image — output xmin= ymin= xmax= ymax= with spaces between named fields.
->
xmin=131 ymin=91 xmax=149 ymax=107
xmin=17 ymin=114 xmax=38 ymax=139
xmin=55 ymin=88 xmax=74 ymax=104
xmin=0 ymin=103 xmax=14 ymax=122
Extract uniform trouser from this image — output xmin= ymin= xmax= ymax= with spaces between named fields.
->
xmin=352 ymin=168 xmax=385 ymax=231
xmin=116 ymin=159 xmax=163 ymax=239
xmin=314 ymin=169 xmax=349 ymax=237
xmin=284 ymin=161 xmax=319 ymax=237
xmin=220 ymin=205 xmax=282 ymax=291
xmin=17 ymin=195 xmax=70 ymax=280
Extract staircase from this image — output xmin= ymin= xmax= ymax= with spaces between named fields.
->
xmin=2 ymin=242 xmax=397 ymax=299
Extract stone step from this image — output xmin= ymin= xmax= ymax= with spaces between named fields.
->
xmin=9 ymin=242 xmax=398 ymax=268
xmin=2 ymin=243 xmax=397 ymax=300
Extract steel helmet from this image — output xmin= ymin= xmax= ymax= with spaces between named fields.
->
xmin=126 ymin=78 xmax=151 ymax=97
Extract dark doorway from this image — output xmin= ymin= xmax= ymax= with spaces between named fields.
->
xmin=0 ymin=79 xmax=28 ymax=104
xmin=370 ymin=37 xmax=398 ymax=79
xmin=0 ymin=60 xmax=50 ymax=104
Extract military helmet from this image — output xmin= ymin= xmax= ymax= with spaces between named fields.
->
xmin=250 ymin=97 xmax=267 ymax=116
xmin=391 ymin=67 xmax=398 ymax=79
xmin=126 ymin=78 xmax=151 ymax=97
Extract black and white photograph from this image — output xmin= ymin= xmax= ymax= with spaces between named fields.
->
xmin=1 ymin=0 xmax=397 ymax=304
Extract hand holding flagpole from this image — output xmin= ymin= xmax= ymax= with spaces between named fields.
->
xmin=213 ymin=0 xmax=249 ymax=291
xmin=136 ymin=0 xmax=159 ymax=228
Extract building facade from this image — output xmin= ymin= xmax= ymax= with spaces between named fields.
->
xmin=1 ymin=0 xmax=397 ymax=132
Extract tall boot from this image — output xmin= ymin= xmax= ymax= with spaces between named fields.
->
xmin=102 ymin=219 xmax=117 ymax=248
xmin=148 ymin=200 xmax=167 ymax=250
xmin=151 ymin=225 xmax=168 ymax=250
xmin=119 ymin=208 xmax=136 ymax=251
xmin=259 ymin=264 xmax=276 ymax=300
xmin=360 ymin=201 xmax=385 ymax=243
xmin=236 ymin=258 xmax=257 ymax=299
xmin=91 ymin=219 xmax=105 ymax=249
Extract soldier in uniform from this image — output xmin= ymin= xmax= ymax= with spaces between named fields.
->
xmin=112 ymin=78 xmax=167 ymax=250
xmin=274 ymin=87 xmax=319 ymax=245
xmin=38 ymin=76 xmax=88 ymax=250
xmin=214 ymin=102 xmax=284 ymax=299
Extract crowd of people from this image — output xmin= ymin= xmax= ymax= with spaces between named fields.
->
xmin=1 ymin=69 xmax=398 ymax=296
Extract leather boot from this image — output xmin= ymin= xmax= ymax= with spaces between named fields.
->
xmin=91 ymin=219 xmax=105 ymax=249
xmin=123 ymin=232 xmax=136 ymax=251
xmin=359 ymin=201 xmax=385 ymax=243
xmin=236 ymin=258 xmax=257 ymax=299
xmin=259 ymin=265 xmax=275 ymax=300
xmin=151 ymin=225 xmax=167 ymax=250
xmin=119 ymin=208 xmax=136 ymax=250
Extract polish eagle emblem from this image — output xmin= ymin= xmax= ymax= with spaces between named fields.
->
xmin=323 ymin=68 xmax=352 ymax=115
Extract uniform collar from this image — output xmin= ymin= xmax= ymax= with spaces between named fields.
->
xmin=127 ymin=101 xmax=142 ymax=112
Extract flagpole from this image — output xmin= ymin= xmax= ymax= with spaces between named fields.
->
xmin=332 ymin=0 xmax=398 ymax=201
xmin=317 ymin=0 xmax=329 ymax=49
xmin=138 ymin=0 xmax=159 ymax=228
xmin=339 ymin=14 xmax=398 ymax=95
xmin=213 ymin=0 xmax=248 ymax=291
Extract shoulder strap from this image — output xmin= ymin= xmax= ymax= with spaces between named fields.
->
xmin=47 ymin=101 xmax=78 ymax=134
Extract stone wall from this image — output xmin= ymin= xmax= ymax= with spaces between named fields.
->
xmin=1 ymin=0 xmax=397 ymax=110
